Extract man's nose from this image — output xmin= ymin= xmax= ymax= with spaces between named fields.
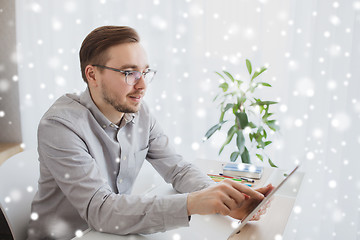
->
xmin=134 ymin=74 xmax=146 ymax=89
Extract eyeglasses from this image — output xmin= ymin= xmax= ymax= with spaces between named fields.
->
xmin=93 ymin=65 xmax=156 ymax=86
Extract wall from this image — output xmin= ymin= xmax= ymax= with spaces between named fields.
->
xmin=0 ymin=0 xmax=22 ymax=143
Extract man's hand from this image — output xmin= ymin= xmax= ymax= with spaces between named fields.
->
xmin=228 ymin=184 xmax=274 ymax=221
xmin=187 ymin=179 xmax=265 ymax=216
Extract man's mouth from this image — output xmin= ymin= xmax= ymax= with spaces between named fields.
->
xmin=128 ymin=95 xmax=143 ymax=102
xmin=129 ymin=95 xmax=141 ymax=99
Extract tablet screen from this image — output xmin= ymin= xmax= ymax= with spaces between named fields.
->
xmin=228 ymin=165 xmax=300 ymax=238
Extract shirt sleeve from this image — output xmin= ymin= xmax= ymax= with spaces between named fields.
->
xmin=38 ymin=117 xmax=191 ymax=235
xmin=146 ymin=113 xmax=216 ymax=193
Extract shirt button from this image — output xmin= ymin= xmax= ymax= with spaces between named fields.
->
xmin=102 ymin=125 xmax=107 ymax=129
xmin=123 ymin=156 xmax=127 ymax=161
xmin=118 ymin=178 xmax=123 ymax=184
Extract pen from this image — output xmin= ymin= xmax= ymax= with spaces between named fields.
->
xmin=238 ymin=177 xmax=255 ymax=183
xmin=207 ymin=174 xmax=253 ymax=186
xmin=207 ymin=174 xmax=244 ymax=182
xmin=219 ymin=173 xmax=255 ymax=183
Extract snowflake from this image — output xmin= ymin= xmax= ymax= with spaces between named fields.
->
xmin=191 ymin=142 xmax=199 ymax=150
xmin=75 ymin=230 xmax=83 ymax=237
xmin=64 ymin=1 xmax=77 ymax=12
xmin=173 ymin=233 xmax=181 ymax=240
xmin=196 ymin=108 xmax=206 ymax=118
xmin=306 ymin=152 xmax=315 ymax=160
xmin=0 ymin=79 xmax=10 ymax=92
xmin=30 ymin=212 xmax=39 ymax=221
xmin=174 ymin=137 xmax=182 ymax=145
xmin=329 ymin=180 xmax=337 ymax=188
xmin=30 ymin=2 xmax=42 ymax=13
xmin=354 ymin=1 xmax=360 ymax=10
xmin=293 ymin=205 xmax=302 ymax=214
xmin=52 ymin=18 xmax=62 ymax=31
xmin=274 ymin=234 xmax=283 ymax=240
xmin=329 ymin=15 xmax=341 ymax=26
xmin=331 ymin=113 xmax=351 ymax=131
xmin=151 ymin=16 xmax=167 ymax=30
xmin=55 ymin=76 xmax=66 ymax=87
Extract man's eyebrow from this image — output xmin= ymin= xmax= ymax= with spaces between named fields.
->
xmin=119 ymin=64 xmax=150 ymax=70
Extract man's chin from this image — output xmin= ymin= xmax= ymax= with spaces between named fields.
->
xmin=114 ymin=102 xmax=141 ymax=114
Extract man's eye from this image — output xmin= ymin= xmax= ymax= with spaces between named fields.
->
xmin=126 ymin=71 xmax=135 ymax=76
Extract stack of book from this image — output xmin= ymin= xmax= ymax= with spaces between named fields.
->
xmin=222 ymin=162 xmax=263 ymax=179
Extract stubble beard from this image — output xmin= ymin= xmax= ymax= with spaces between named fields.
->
xmin=101 ymin=84 xmax=141 ymax=113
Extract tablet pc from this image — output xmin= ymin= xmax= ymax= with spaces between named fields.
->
xmin=228 ymin=165 xmax=300 ymax=238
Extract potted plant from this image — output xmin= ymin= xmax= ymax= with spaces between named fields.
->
xmin=204 ymin=59 xmax=279 ymax=167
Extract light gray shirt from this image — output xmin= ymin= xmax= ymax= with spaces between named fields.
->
xmin=27 ymin=88 xmax=214 ymax=240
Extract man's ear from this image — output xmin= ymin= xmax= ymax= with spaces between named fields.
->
xmin=85 ymin=65 xmax=98 ymax=87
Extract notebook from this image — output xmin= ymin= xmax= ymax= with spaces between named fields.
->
xmin=228 ymin=165 xmax=300 ymax=239
xmin=222 ymin=163 xmax=263 ymax=179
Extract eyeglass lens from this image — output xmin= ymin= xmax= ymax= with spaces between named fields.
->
xmin=126 ymin=71 xmax=155 ymax=85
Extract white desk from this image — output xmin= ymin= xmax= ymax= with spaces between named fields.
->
xmin=74 ymin=160 xmax=304 ymax=240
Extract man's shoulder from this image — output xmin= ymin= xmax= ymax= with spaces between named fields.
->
xmin=41 ymin=93 xmax=89 ymax=124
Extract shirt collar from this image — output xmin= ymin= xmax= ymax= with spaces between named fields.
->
xmin=79 ymin=88 xmax=136 ymax=129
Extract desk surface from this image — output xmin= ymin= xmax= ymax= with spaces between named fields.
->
xmin=0 ymin=143 xmax=22 ymax=166
xmin=74 ymin=160 xmax=304 ymax=240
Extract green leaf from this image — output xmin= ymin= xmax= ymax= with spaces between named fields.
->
xmin=230 ymin=151 xmax=240 ymax=162
xmin=224 ymin=103 xmax=234 ymax=112
xmin=246 ymin=59 xmax=252 ymax=75
xmin=264 ymin=141 xmax=272 ymax=146
xmin=251 ymin=71 xmax=260 ymax=81
xmin=258 ymin=82 xmax=272 ymax=87
xmin=259 ymin=67 xmax=267 ymax=75
xmin=235 ymin=112 xmax=249 ymax=129
xmin=223 ymin=71 xmax=235 ymax=82
xmin=215 ymin=71 xmax=226 ymax=81
xmin=266 ymin=120 xmax=280 ymax=131
xmin=219 ymin=125 xmax=237 ymax=155
xmin=251 ymin=67 xmax=267 ymax=81
xmin=248 ymin=122 xmax=257 ymax=128
xmin=256 ymin=154 xmax=264 ymax=162
xmin=262 ymin=101 xmax=277 ymax=105
xmin=262 ymin=112 xmax=274 ymax=120
xmin=251 ymin=99 xmax=278 ymax=106
xmin=236 ymin=79 xmax=244 ymax=87
xmin=219 ymin=82 xmax=229 ymax=92
xmin=204 ymin=120 xmax=228 ymax=140
xmin=236 ymin=130 xmax=245 ymax=154
xmin=240 ymin=147 xmax=250 ymax=164
xmin=263 ymin=129 xmax=267 ymax=139
xmin=268 ymin=158 xmax=278 ymax=168
xmin=249 ymin=133 xmax=254 ymax=142
xmin=219 ymin=103 xmax=234 ymax=122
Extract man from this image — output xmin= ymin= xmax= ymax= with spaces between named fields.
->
xmin=27 ymin=26 xmax=273 ymax=239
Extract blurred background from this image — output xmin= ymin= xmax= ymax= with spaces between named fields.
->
xmin=1 ymin=0 xmax=360 ymax=239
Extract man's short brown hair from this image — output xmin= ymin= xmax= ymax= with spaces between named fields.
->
xmin=79 ymin=26 xmax=140 ymax=83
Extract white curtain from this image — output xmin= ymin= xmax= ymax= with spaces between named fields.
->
xmin=15 ymin=0 xmax=360 ymax=238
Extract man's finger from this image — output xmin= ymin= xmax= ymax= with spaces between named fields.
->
xmin=230 ymin=182 xmax=265 ymax=200
xmin=255 ymin=184 xmax=274 ymax=197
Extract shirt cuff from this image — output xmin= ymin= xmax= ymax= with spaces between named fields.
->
xmin=161 ymin=193 xmax=190 ymax=230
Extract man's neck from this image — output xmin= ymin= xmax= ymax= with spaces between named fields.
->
xmin=89 ymin=89 xmax=124 ymax=125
